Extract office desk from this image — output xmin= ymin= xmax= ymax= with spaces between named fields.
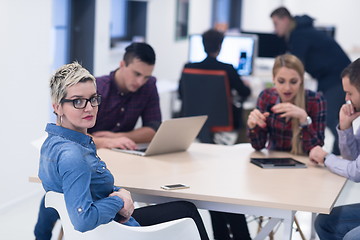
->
xmin=97 ymin=143 xmax=347 ymax=240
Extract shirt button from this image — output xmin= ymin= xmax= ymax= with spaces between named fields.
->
xmin=116 ymin=122 xmax=120 ymax=127
xmin=121 ymin=107 xmax=125 ymax=112
xmin=77 ymin=207 xmax=83 ymax=213
xmin=120 ymin=92 xmax=124 ymax=96
xmin=102 ymin=166 xmax=105 ymax=169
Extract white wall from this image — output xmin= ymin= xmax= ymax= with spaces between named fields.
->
xmin=0 ymin=1 xmax=52 ymax=209
xmin=94 ymin=0 xmax=123 ymax=76
xmin=241 ymin=0 xmax=281 ymax=32
xmin=241 ymin=0 xmax=360 ymax=60
xmin=147 ymin=0 xmax=213 ymax=82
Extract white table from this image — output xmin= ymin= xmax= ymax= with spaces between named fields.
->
xmin=97 ymin=143 xmax=347 ymax=240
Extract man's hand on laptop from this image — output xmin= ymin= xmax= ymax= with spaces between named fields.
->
xmin=92 ymin=131 xmax=124 ymax=138
xmin=93 ymin=135 xmax=137 ymax=150
xmin=110 ymin=137 xmax=137 ymax=150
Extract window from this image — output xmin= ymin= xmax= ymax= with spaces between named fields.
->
xmin=52 ymin=0 xmax=70 ymax=70
xmin=110 ymin=0 xmax=147 ymax=48
xmin=212 ymin=0 xmax=242 ymax=31
xmin=175 ymin=0 xmax=189 ymax=40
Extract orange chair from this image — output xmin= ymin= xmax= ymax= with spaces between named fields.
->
xmin=179 ymin=68 xmax=234 ymax=143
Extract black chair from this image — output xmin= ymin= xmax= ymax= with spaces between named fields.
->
xmin=179 ymin=68 xmax=234 ymax=143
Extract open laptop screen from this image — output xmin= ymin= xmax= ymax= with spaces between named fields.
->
xmin=112 ymin=116 xmax=207 ymax=156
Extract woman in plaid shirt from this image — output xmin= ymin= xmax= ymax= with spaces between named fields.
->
xmin=247 ymin=54 xmax=326 ymax=154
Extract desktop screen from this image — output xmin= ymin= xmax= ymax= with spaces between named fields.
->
xmin=241 ymin=31 xmax=287 ymax=58
xmin=315 ymin=26 xmax=336 ymax=38
xmin=242 ymin=27 xmax=335 ymax=58
xmin=188 ymin=34 xmax=257 ymax=76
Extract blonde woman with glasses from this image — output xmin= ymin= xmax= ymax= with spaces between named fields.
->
xmin=35 ymin=62 xmax=209 ymax=240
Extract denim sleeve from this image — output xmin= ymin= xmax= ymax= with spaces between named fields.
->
xmin=58 ymin=145 xmax=124 ymax=232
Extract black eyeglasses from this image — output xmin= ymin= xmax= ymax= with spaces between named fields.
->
xmin=60 ymin=95 xmax=101 ymax=109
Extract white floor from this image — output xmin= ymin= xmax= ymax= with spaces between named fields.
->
xmin=1 ymin=180 xmax=360 ymax=240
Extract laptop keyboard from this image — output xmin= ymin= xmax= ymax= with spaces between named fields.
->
xmin=136 ymin=148 xmax=147 ymax=152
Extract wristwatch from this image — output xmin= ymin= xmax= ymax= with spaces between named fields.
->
xmin=300 ymin=116 xmax=312 ymax=128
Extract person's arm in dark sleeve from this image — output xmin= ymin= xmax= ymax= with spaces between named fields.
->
xmin=301 ymin=92 xmax=326 ymax=153
xmin=247 ymin=91 xmax=269 ymax=150
xmin=141 ymin=79 xmax=161 ymax=130
xmin=227 ymin=65 xmax=251 ymax=100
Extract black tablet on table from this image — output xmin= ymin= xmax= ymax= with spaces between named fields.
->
xmin=250 ymin=157 xmax=307 ymax=169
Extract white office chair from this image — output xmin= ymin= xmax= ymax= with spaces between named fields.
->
xmin=45 ymin=191 xmax=201 ymax=240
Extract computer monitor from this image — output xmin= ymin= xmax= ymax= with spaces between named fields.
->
xmin=188 ymin=34 xmax=258 ymax=76
xmin=241 ymin=31 xmax=287 ymax=58
xmin=315 ymin=26 xmax=336 ymax=38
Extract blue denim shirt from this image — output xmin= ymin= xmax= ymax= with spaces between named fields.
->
xmin=39 ymin=123 xmax=139 ymax=232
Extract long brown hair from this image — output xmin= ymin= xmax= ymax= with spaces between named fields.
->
xmin=273 ymin=54 xmax=305 ymax=155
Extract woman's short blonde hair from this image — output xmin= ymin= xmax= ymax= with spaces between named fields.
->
xmin=50 ymin=62 xmax=96 ymax=104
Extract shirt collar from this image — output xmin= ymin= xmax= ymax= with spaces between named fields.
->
xmin=45 ymin=123 xmax=93 ymax=147
xmin=110 ymin=68 xmax=133 ymax=97
xmin=276 ymin=96 xmax=281 ymax=104
xmin=271 ymin=88 xmax=281 ymax=104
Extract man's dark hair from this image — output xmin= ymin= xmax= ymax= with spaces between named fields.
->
xmin=123 ymin=42 xmax=156 ymax=66
xmin=270 ymin=6 xmax=293 ymax=19
xmin=202 ymin=29 xmax=224 ymax=55
xmin=341 ymin=58 xmax=360 ymax=91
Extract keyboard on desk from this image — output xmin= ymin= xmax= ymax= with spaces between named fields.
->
xmin=136 ymin=148 xmax=147 ymax=152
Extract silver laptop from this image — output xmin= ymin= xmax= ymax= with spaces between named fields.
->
xmin=112 ymin=116 xmax=208 ymax=156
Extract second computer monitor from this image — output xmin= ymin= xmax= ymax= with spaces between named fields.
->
xmin=188 ymin=33 xmax=258 ymax=76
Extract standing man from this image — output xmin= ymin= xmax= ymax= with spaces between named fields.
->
xmin=34 ymin=42 xmax=161 ymax=240
xmin=310 ymin=58 xmax=360 ymax=240
xmin=270 ymin=7 xmax=351 ymax=155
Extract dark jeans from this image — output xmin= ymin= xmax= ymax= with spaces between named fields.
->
xmin=133 ymin=201 xmax=209 ymax=240
xmin=34 ymin=196 xmax=59 ymax=240
xmin=320 ymin=82 xmax=345 ymax=155
xmin=34 ymin=195 xmax=209 ymax=240
xmin=209 ymin=211 xmax=251 ymax=240
xmin=315 ymin=204 xmax=360 ymax=240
